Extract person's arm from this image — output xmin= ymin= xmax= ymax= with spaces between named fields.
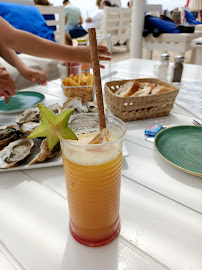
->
xmin=0 ymin=64 xmax=16 ymax=98
xmin=0 ymin=17 xmax=110 ymax=64
xmin=80 ymin=15 xmax=84 ymax=24
xmin=86 ymin=17 xmax=92 ymax=23
xmin=0 ymin=45 xmax=46 ymax=84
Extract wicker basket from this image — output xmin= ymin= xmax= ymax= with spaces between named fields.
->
xmin=104 ymin=78 xmax=179 ymax=122
xmin=63 ymin=85 xmax=94 ymax=103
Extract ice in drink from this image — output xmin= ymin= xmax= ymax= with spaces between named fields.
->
xmin=60 ymin=114 xmax=126 ymax=247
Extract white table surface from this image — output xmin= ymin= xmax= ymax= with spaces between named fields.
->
xmin=0 ymin=58 xmax=202 ymax=270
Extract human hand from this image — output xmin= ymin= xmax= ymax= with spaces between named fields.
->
xmin=19 ymin=67 xmax=47 ymax=85
xmin=97 ymin=45 xmax=111 ymax=68
xmin=0 ymin=64 xmax=16 ymax=99
xmin=76 ymin=45 xmax=111 ymax=69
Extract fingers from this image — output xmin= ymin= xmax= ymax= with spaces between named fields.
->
xmin=98 ymin=56 xmax=111 ymax=61
xmin=0 ymin=89 xmax=15 ymax=98
xmin=99 ymin=64 xmax=105 ymax=69
xmin=97 ymin=45 xmax=111 ymax=64
xmin=97 ymin=45 xmax=112 ymax=56
xmin=97 ymin=45 xmax=108 ymax=51
xmin=31 ymin=71 xmax=47 ymax=85
xmin=0 ymin=73 xmax=16 ymax=98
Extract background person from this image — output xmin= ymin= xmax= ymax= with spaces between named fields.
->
xmin=63 ymin=0 xmax=83 ymax=32
xmin=65 ymin=0 xmax=111 ymax=45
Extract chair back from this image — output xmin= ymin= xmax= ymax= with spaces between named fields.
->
xmin=99 ymin=7 xmax=132 ymax=45
xmin=36 ymin=5 xmax=65 ymax=44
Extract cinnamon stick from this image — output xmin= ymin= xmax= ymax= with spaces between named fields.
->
xmin=88 ymin=28 xmax=106 ymax=130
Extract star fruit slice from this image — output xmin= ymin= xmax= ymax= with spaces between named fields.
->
xmin=27 ymin=104 xmax=78 ymax=151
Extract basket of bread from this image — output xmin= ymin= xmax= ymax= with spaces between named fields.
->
xmin=105 ymin=78 xmax=179 ymax=122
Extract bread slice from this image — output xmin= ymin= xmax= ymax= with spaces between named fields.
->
xmin=131 ymin=88 xmax=151 ymax=97
xmin=131 ymin=82 xmax=153 ymax=97
xmin=151 ymin=86 xmax=173 ymax=95
xmin=115 ymin=81 xmax=140 ymax=97
xmin=122 ymin=81 xmax=140 ymax=97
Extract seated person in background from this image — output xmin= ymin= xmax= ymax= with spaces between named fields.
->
xmin=110 ymin=0 xmax=120 ymax=7
xmin=34 ymin=0 xmax=56 ymax=32
xmin=65 ymin=0 xmax=111 ymax=45
xmin=0 ymin=17 xmax=110 ymax=99
xmin=63 ymin=0 xmax=83 ymax=32
xmin=127 ymin=1 xmax=132 ymax=8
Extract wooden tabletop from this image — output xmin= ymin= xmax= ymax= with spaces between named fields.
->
xmin=0 ymin=58 xmax=202 ymax=270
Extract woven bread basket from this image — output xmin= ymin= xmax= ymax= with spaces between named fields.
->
xmin=104 ymin=78 xmax=179 ymax=122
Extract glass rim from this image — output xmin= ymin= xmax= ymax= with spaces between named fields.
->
xmin=60 ymin=113 xmax=126 ymax=147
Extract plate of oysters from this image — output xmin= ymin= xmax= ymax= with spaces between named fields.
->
xmin=0 ymin=98 xmax=100 ymax=172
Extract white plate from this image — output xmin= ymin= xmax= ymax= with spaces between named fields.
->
xmin=0 ymin=143 xmax=128 ymax=173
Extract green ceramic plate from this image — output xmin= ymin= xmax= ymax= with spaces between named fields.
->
xmin=154 ymin=126 xmax=202 ymax=177
xmin=0 ymin=91 xmax=45 ymax=114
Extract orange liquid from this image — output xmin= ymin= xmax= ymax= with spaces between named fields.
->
xmin=62 ymin=152 xmax=122 ymax=246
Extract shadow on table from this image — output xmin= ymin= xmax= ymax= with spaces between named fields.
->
xmin=0 ymin=172 xmax=27 ymax=189
xmin=61 ymin=233 xmax=119 ymax=270
xmin=125 ymin=114 xmax=180 ymax=132
xmin=122 ymin=157 xmax=129 ymax=171
xmin=154 ymin=152 xmax=202 ymax=190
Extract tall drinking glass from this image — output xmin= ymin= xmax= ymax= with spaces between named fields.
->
xmin=57 ymin=63 xmax=81 ymax=80
xmin=96 ymin=34 xmax=111 ymax=77
xmin=60 ymin=114 xmax=126 ymax=247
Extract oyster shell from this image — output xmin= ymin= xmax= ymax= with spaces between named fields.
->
xmin=29 ymin=139 xmax=60 ymax=165
xmin=0 ymin=127 xmax=23 ymax=151
xmin=48 ymin=103 xmax=62 ymax=115
xmin=0 ymin=139 xmax=35 ymax=169
xmin=16 ymin=107 xmax=40 ymax=124
xmin=86 ymin=101 xmax=98 ymax=112
xmin=0 ymin=123 xmax=19 ymax=130
xmin=19 ymin=122 xmax=41 ymax=135
xmin=62 ymin=97 xmax=88 ymax=113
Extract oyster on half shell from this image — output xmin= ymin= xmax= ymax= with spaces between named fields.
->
xmin=62 ymin=97 xmax=88 ymax=113
xmin=19 ymin=122 xmax=41 ymax=135
xmin=48 ymin=103 xmax=62 ymax=115
xmin=0 ymin=127 xmax=23 ymax=151
xmin=29 ymin=139 xmax=61 ymax=165
xmin=86 ymin=101 xmax=98 ymax=112
xmin=0 ymin=139 xmax=35 ymax=169
xmin=16 ymin=107 xmax=40 ymax=124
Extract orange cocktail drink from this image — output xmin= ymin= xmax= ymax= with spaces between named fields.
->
xmin=60 ymin=114 xmax=126 ymax=247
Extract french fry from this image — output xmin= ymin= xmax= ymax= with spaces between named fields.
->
xmin=66 ymin=78 xmax=80 ymax=86
xmin=62 ymin=72 xmax=94 ymax=87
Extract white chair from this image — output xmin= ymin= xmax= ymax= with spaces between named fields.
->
xmin=143 ymin=4 xmax=202 ymax=60
xmin=98 ymin=7 xmax=132 ymax=50
xmin=36 ymin=5 xmax=65 ymax=45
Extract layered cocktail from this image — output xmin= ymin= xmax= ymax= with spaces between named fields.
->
xmin=60 ymin=114 xmax=126 ymax=247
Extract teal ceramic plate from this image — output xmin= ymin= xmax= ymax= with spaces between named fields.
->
xmin=0 ymin=91 xmax=45 ymax=114
xmin=154 ymin=126 xmax=202 ymax=177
